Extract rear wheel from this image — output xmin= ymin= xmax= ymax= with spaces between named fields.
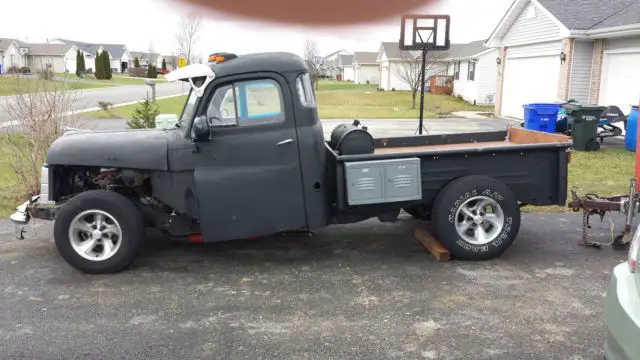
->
xmin=432 ymin=175 xmax=521 ymax=260
xmin=54 ymin=190 xmax=144 ymax=274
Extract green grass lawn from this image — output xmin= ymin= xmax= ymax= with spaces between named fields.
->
xmin=0 ymin=75 xmax=109 ymax=95
xmin=316 ymin=79 xmax=378 ymax=91
xmin=56 ymin=72 xmax=167 ymax=86
xmin=85 ymin=95 xmax=188 ymax=119
xmin=524 ymin=148 xmax=635 ymax=213
xmin=83 ymin=90 xmax=492 ymax=120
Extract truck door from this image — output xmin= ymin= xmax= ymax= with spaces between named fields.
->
xmin=192 ymin=73 xmax=308 ymax=242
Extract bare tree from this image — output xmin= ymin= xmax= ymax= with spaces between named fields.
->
xmin=393 ymin=50 xmax=448 ymax=109
xmin=175 ymin=15 xmax=202 ymax=65
xmin=0 ymin=64 xmax=84 ymax=201
xmin=303 ymin=39 xmax=321 ymax=90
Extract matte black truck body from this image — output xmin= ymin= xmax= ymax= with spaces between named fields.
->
xmin=11 ymin=51 xmax=572 ymax=273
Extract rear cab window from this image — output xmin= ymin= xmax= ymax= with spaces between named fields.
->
xmin=296 ymin=73 xmax=316 ymax=107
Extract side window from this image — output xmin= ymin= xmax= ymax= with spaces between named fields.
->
xmin=206 ymin=79 xmax=284 ymax=127
xmin=296 ymin=73 xmax=316 ymax=107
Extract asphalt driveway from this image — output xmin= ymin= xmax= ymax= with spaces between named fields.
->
xmin=0 ymin=213 xmax=627 ymax=360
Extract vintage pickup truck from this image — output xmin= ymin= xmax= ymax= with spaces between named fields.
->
xmin=10 ymin=51 xmax=572 ymax=274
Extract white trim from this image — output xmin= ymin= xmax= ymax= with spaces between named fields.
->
xmin=505 ymin=50 xmax=562 ymax=59
xmin=502 ymin=37 xmax=567 ymax=48
xmin=486 ymin=0 xmax=523 ymax=47
xmin=604 ymin=47 xmax=640 ymax=55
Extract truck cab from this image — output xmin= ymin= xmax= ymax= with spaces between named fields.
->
xmin=10 ymin=51 xmax=572 ymax=274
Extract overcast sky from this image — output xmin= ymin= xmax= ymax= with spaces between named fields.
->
xmin=0 ymin=0 xmax=513 ymax=58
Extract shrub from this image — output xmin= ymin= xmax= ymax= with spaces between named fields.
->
xmin=127 ymin=96 xmax=159 ymax=129
xmin=19 ymin=67 xmax=31 ymax=74
xmin=160 ymin=68 xmax=169 ymax=75
xmin=6 ymin=66 xmax=19 ymax=74
xmin=161 ymin=58 xmax=167 ymax=71
xmin=146 ymin=65 xmax=157 ymax=79
xmin=98 ymin=101 xmax=113 ymax=112
xmin=76 ymin=49 xmax=83 ymax=76
xmin=129 ymin=67 xmax=146 ymax=78
xmin=102 ymin=51 xmax=112 ymax=80
xmin=134 ymin=56 xmax=140 ymax=68
xmin=84 ymin=68 xmax=93 ymax=74
xmin=94 ymin=51 xmax=103 ymax=79
xmin=36 ymin=68 xmax=54 ymax=81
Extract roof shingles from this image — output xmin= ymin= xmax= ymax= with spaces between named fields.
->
xmin=537 ymin=0 xmax=640 ymax=30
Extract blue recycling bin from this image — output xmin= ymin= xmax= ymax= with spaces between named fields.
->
xmin=523 ymin=103 xmax=561 ymax=133
xmin=625 ymin=105 xmax=638 ymax=152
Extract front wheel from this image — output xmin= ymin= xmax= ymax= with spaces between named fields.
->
xmin=54 ymin=190 xmax=144 ymax=274
xmin=432 ymin=175 xmax=521 ymax=260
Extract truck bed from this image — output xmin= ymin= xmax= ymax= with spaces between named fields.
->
xmin=326 ymin=127 xmax=572 ymax=216
xmin=372 ymin=127 xmax=571 ymax=154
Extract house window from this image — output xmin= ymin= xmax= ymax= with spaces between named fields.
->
xmin=467 ymin=61 xmax=476 ymax=81
xmin=206 ymin=79 xmax=284 ymax=127
xmin=10 ymin=54 xmax=15 ymax=66
xmin=454 ymin=61 xmax=460 ymax=80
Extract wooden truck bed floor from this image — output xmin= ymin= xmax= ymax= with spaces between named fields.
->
xmin=374 ymin=128 xmax=571 ymax=154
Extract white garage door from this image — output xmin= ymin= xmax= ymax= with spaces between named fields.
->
xmin=501 ymin=55 xmax=560 ymax=119
xmin=65 ymin=58 xmax=76 ymax=74
xmin=600 ymin=52 xmax=640 ymax=114
xmin=343 ymin=67 xmax=354 ymax=82
xmin=380 ymin=65 xmax=389 ymax=90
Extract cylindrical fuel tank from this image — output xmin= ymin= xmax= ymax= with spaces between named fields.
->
xmin=329 ymin=121 xmax=375 ymax=155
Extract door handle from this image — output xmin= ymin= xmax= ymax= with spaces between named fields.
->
xmin=277 ymin=139 xmax=294 ymax=145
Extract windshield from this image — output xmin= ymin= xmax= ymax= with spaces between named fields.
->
xmin=176 ymin=89 xmax=199 ymax=127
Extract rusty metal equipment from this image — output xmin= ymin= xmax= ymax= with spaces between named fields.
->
xmin=568 ymin=178 xmax=638 ymax=249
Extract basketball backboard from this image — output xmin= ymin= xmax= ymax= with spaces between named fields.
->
xmin=399 ymin=15 xmax=450 ymax=51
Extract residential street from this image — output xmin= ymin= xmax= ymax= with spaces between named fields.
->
xmin=0 ymin=82 xmax=188 ymax=123
xmin=0 ymin=213 xmax=627 ymax=360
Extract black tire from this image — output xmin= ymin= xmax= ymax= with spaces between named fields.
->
xmin=432 ymin=175 xmax=521 ymax=260
xmin=54 ymin=190 xmax=144 ymax=274
xmin=404 ymin=205 xmax=431 ymax=221
xmin=587 ymin=140 xmax=601 ymax=152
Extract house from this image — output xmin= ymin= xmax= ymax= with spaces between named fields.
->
xmin=322 ymin=49 xmax=352 ymax=79
xmin=444 ymin=40 xmax=499 ymax=105
xmin=487 ymin=0 xmax=640 ymax=119
xmin=51 ymin=39 xmax=131 ymax=73
xmin=337 ymin=54 xmax=354 ymax=81
xmin=352 ymin=52 xmax=379 ymax=85
xmin=0 ymin=38 xmax=30 ymax=73
xmin=25 ymin=43 xmax=78 ymax=73
xmin=376 ymin=42 xmax=450 ymax=91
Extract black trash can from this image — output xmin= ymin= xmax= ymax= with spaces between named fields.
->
xmin=564 ymin=103 xmax=606 ymax=151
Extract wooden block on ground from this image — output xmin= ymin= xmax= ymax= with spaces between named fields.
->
xmin=414 ymin=228 xmax=451 ymax=262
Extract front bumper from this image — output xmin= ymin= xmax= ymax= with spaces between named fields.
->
xmin=603 ymin=263 xmax=640 ymax=360
xmin=9 ymin=195 xmax=57 ymax=239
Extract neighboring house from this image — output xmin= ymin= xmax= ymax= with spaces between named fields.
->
xmin=444 ymin=40 xmax=499 ymax=105
xmin=337 ymin=54 xmax=354 ymax=81
xmin=376 ymin=42 xmax=450 ymax=91
xmin=487 ymin=0 xmax=640 ymax=119
xmin=26 ymin=43 xmax=78 ymax=73
xmin=51 ymin=39 xmax=131 ymax=73
xmin=0 ymin=38 xmax=30 ymax=73
xmin=352 ymin=52 xmax=379 ymax=85
xmin=323 ymin=49 xmax=352 ymax=79
xmin=129 ymin=51 xmax=165 ymax=70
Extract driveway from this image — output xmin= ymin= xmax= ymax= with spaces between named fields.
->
xmin=0 ymin=82 xmax=188 ymax=123
xmin=0 ymin=213 xmax=626 ymax=359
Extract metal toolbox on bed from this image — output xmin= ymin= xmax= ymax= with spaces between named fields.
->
xmin=344 ymin=158 xmax=422 ymax=205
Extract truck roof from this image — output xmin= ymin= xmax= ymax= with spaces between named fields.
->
xmin=208 ymin=52 xmax=310 ymax=78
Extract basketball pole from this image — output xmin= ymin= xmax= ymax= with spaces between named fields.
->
xmin=417 ymin=44 xmax=429 ymax=135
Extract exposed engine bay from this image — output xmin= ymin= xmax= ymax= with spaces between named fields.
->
xmin=63 ymin=167 xmax=174 ymax=216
